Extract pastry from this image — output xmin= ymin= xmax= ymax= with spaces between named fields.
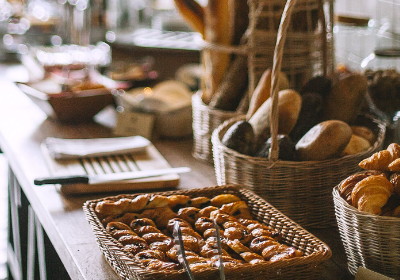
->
xmin=351 ymin=126 xmax=376 ymax=145
xmin=342 ymin=134 xmax=371 ymax=156
xmin=338 ymin=171 xmax=383 ymax=204
xmin=98 ymin=193 xmax=304 ymax=271
xmin=388 ymin=158 xmax=400 ymax=171
xmin=359 ymin=150 xmax=394 ymax=171
xmin=249 ymin=89 xmax=302 ymax=145
xmin=351 ymin=175 xmax=394 ymax=215
xmin=296 ymin=120 xmax=352 ymax=161
xmin=324 ymin=73 xmax=368 ymax=123
xmin=210 ymin=194 xmax=241 ymax=207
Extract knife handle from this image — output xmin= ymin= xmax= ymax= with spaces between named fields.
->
xmin=34 ymin=175 xmax=89 ymax=185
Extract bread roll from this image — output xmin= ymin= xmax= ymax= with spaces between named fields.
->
xmin=246 ymin=69 xmax=289 ymax=119
xmin=324 ymin=73 xmax=368 ymax=123
xmin=342 ymin=134 xmax=371 ymax=156
xmin=249 ymin=89 xmax=301 ymax=145
xmin=295 ymin=120 xmax=352 ymax=161
xmin=351 ymin=126 xmax=376 ymax=144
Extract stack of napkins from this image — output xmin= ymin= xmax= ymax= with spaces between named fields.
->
xmin=44 ymin=136 xmax=150 ymax=160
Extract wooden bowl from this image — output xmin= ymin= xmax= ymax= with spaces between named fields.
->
xmin=17 ymin=82 xmax=115 ymax=123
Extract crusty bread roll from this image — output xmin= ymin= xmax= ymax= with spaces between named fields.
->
xmin=351 ymin=126 xmax=376 ymax=145
xmin=246 ymin=69 xmax=289 ymax=119
xmin=342 ymin=134 xmax=371 ymax=156
xmin=249 ymin=89 xmax=301 ymax=144
xmin=324 ymin=73 xmax=368 ymax=123
xmin=295 ymin=120 xmax=352 ymax=161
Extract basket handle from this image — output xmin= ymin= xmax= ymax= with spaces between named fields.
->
xmin=268 ymin=0 xmax=329 ymax=161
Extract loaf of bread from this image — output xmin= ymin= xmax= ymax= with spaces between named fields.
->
xmin=342 ymin=134 xmax=371 ymax=156
xmin=324 ymin=73 xmax=368 ymax=123
xmin=249 ymin=89 xmax=301 ymax=146
xmin=295 ymin=120 xmax=352 ymax=161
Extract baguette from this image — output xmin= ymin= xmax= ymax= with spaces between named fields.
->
xmin=201 ymin=0 xmax=231 ymax=104
xmin=208 ymin=55 xmax=248 ymax=111
xmin=229 ymin=0 xmax=249 ymax=46
xmin=173 ymin=0 xmax=205 ymax=36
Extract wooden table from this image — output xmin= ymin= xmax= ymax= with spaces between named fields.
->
xmin=0 ymin=69 xmax=353 ymax=279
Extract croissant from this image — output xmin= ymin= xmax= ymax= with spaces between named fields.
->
xmin=387 ymin=143 xmax=400 ymax=159
xmin=388 ymin=158 xmax=400 ymax=172
xmin=358 ymin=150 xmax=394 ymax=171
xmin=338 ymin=171 xmax=384 ymax=204
xmin=351 ymin=175 xmax=394 ymax=215
xmin=210 ymin=194 xmax=241 ymax=207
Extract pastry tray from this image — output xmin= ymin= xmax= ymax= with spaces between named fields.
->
xmin=83 ymin=185 xmax=332 ymax=280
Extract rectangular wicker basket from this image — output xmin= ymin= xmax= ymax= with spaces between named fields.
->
xmin=83 ymin=185 xmax=332 ymax=280
xmin=333 ymin=186 xmax=400 ymax=278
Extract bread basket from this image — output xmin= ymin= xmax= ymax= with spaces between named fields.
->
xmin=333 ymin=186 xmax=400 ymax=277
xmin=211 ymin=0 xmax=386 ymax=228
xmin=192 ymin=92 xmax=242 ymax=162
xmin=83 ymin=185 xmax=332 ymax=280
xmin=193 ymin=0 xmax=334 ymax=163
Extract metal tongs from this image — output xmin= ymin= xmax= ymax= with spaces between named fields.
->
xmin=172 ymin=220 xmax=225 ymax=280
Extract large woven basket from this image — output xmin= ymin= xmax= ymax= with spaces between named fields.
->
xmin=192 ymin=93 xmax=242 ymax=162
xmin=211 ymin=0 xmax=386 ymax=229
xmin=83 ymin=185 xmax=332 ymax=280
xmin=192 ymin=0 xmax=333 ymax=163
xmin=333 ymin=186 xmax=400 ymax=278
xmin=212 ymin=115 xmax=386 ymax=228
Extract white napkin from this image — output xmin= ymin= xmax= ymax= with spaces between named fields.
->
xmin=44 ymin=136 xmax=151 ymax=159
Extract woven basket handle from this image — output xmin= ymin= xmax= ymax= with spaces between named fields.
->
xmin=269 ymin=0 xmax=329 ymax=161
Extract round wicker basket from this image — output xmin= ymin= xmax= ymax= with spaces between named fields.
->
xmin=212 ymin=115 xmax=386 ymax=228
xmin=192 ymin=92 xmax=242 ymax=162
xmin=333 ymin=186 xmax=400 ymax=277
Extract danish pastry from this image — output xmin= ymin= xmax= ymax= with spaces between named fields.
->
xmin=390 ymin=172 xmax=400 ymax=195
xmin=210 ymin=194 xmax=241 ymax=207
xmin=99 ymin=193 xmax=304 ymax=272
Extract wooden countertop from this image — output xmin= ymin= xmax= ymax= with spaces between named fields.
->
xmin=0 ymin=69 xmax=353 ymax=279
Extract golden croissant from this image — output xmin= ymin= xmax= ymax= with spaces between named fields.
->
xmin=351 ymin=175 xmax=394 ymax=215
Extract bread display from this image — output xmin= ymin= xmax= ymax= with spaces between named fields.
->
xmin=219 ymin=70 xmax=376 ymax=161
xmin=339 ymin=144 xmax=400 ymax=216
xmin=94 ymin=193 xmax=304 ymax=272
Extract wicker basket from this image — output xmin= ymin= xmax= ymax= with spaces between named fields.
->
xmin=83 ymin=185 xmax=332 ymax=280
xmin=212 ymin=115 xmax=386 ymax=228
xmin=333 ymin=186 xmax=400 ymax=278
xmin=192 ymin=93 xmax=242 ymax=162
xmin=211 ymin=0 xmax=386 ymax=229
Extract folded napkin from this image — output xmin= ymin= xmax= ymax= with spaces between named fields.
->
xmin=44 ymin=136 xmax=151 ymax=160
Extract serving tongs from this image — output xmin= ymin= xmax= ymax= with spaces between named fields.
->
xmin=172 ymin=220 xmax=225 ymax=280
